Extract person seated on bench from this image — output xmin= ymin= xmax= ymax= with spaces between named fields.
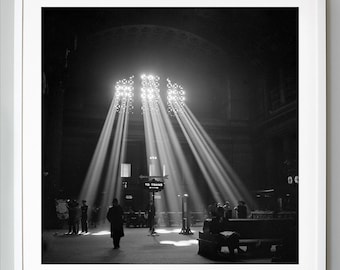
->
xmin=210 ymin=206 xmax=239 ymax=255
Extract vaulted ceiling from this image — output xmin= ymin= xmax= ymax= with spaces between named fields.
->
xmin=42 ymin=8 xmax=298 ymax=198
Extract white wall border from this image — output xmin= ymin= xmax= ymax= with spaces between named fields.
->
xmin=0 ymin=0 xmax=22 ymax=270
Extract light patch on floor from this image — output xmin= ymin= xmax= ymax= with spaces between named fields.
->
xmin=160 ymin=240 xmax=198 ymax=247
xmin=91 ymin=230 xmax=111 ymax=236
xmin=156 ymin=228 xmax=196 ymax=234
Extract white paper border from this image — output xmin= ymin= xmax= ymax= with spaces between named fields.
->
xmin=18 ymin=1 xmax=326 ymax=270
xmin=1 ymin=0 xmax=23 ymax=270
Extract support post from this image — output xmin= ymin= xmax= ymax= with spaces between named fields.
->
xmin=148 ymin=191 xmax=158 ymax=236
xmin=179 ymin=194 xmax=193 ymax=235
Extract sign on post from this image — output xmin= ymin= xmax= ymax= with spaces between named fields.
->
xmin=144 ymin=180 xmax=164 ymax=192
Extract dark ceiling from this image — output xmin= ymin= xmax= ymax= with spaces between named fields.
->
xmin=42 ymin=8 xmax=297 ymax=121
xmin=43 ymin=8 xmax=297 ymax=66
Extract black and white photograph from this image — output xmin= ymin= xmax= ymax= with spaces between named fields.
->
xmin=41 ymin=7 xmax=299 ymax=264
xmin=0 ymin=0 xmax=330 ymax=269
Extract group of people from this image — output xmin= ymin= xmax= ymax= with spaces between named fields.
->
xmin=125 ymin=207 xmax=149 ymax=228
xmin=65 ymin=198 xmax=247 ymax=249
xmin=208 ymin=204 xmax=243 ymax=256
xmin=67 ymin=199 xmax=88 ymax=235
xmin=63 ymin=196 xmax=154 ymax=249
xmin=208 ymin=200 xmax=248 ymax=219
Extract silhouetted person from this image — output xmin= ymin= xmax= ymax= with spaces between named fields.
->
xmin=137 ymin=210 xmax=145 ymax=227
xmin=146 ymin=201 xmax=156 ymax=234
xmin=210 ymin=207 xmax=229 ymax=233
xmin=126 ymin=206 xmax=135 ymax=227
xmin=73 ymin=200 xmax=81 ymax=234
xmin=106 ymin=198 xmax=124 ymax=249
xmin=223 ymin=201 xmax=233 ymax=219
xmin=67 ymin=199 xmax=81 ymax=234
xmin=81 ymin=200 xmax=88 ymax=233
xmin=210 ymin=207 xmax=239 ymax=256
xmin=91 ymin=206 xmax=99 ymax=228
xmin=207 ymin=202 xmax=218 ymax=218
xmin=66 ymin=199 xmax=73 ymax=234
xmin=235 ymin=200 xmax=247 ymax=218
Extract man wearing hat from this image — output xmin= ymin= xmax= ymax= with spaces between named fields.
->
xmin=107 ymin=198 xmax=124 ymax=249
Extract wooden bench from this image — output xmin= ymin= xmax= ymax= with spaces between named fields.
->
xmin=227 ymin=218 xmax=293 ymax=252
xmin=238 ymin=238 xmax=283 ymax=253
xmin=198 ymin=218 xmax=295 ymax=259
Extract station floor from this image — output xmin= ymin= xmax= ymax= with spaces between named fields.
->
xmin=42 ymin=224 xmax=274 ymax=265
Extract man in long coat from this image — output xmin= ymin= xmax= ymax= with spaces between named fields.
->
xmin=106 ymin=198 xmax=124 ymax=249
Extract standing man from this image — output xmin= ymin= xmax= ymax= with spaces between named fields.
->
xmin=146 ymin=200 xmax=156 ymax=235
xmin=81 ymin=200 xmax=88 ymax=233
xmin=223 ymin=201 xmax=233 ymax=219
xmin=68 ymin=199 xmax=81 ymax=234
xmin=66 ymin=199 xmax=72 ymax=234
xmin=235 ymin=200 xmax=247 ymax=218
xmin=72 ymin=200 xmax=81 ymax=234
xmin=106 ymin=198 xmax=124 ymax=249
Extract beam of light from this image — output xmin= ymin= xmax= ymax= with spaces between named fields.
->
xmin=78 ymin=99 xmax=117 ymax=207
xmin=143 ymin=108 xmax=158 ymax=168
xmin=140 ymin=75 xmax=206 ymax=215
xmin=166 ymin=80 xmax=256 ymax=209
xmin=183 ymin=104 xmax=256 ymax=207
xmin=179 ymin=105 xmax=241 ymax=204
xmin=153 ymin=98 xmax=206 ymax=212
xmin=141 ymin=74 xmax=167 ymax=212
xmin=142 ymin=73 xmax=183 ymax=213
xmin=177 ymin=106 xmax=229 ymax=203
xmin=99 ymin=98 xmax=130 ymax=220
xmin=148 ymin=108 xmax=182 ymax=212
xmin=79 ymin=76 xmax=133 ymax=221
xmin=172 ymin=106 xmax=223 ymax=203
xmin=161 ymin=79 xmax=204 ymax=211
xmin=178 ymin=103 xmax=254 ymax=206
